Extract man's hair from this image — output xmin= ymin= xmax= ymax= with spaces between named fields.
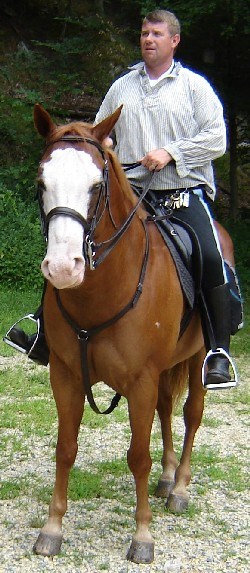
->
xmin=143 ymin=9 xmax=181 ymax=36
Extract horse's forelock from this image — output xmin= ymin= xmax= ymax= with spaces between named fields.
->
xmin=47 ymin=121 xmax=93 ymax=143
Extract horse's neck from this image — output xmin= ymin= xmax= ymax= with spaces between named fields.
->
xmin=52 ymin=163 xmax=145 ymax=325
xmin=62 ymin=212 xmax=145 ymax=327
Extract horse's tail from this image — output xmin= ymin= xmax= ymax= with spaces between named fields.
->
xmin=172 ymin=360 xmax=190 ymax=407
xmin=159 ymin=360 xmax=189 ymax=410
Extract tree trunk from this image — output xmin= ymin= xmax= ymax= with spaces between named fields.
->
xmin=228 ymin=97 xmax=239 ymax=220
xmin=93 ymin=0 xmax=104 ymax=14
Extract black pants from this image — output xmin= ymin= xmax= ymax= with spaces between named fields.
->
xmin=174 ymin=192 xmax=226 ymax=293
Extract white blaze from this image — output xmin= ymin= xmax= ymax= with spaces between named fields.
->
xmin=40 ymin=147 xmax=102 ymax=289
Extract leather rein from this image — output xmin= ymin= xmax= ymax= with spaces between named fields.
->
xmin=38 ymin=135 xmax=155 ymax=414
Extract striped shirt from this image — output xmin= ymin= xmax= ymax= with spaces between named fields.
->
xmin=94 ymin=62 xmax=227 ymax=199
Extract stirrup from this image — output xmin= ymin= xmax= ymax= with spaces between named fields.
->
xmin=202 ymin=348 xmax=238 ymax=390
xmin=3 ymin=314 xmax=41 ymax=359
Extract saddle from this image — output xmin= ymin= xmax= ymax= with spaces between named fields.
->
xmin=136 ymin=188 xmax=243 ymax=338
xmin=139 ymin=188 xmax=202 ymax=309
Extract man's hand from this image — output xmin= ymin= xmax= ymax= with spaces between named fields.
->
xmin=140 ymin=148 xmax=173 ymax=171
xmin=102 ymin=136 xmax=114 ymax=148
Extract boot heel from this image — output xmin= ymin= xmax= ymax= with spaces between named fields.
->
xmin=202 ymin=348 xmax=238 ymax=390
xmin=3 ymin=314 xmax=38 ymax=353
xmin=3 ymin=314 xmax=49 ymax=366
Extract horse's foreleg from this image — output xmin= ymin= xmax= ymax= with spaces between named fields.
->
xmin=33 ymin=358 xmax=85 ymax=557
xmin=167 ymin=351 xmax=206 ymax=513
xmin=126 ymin=374 xmax=158 ymax=564
xmin=155 ymin=372 xmax=179 ymax=499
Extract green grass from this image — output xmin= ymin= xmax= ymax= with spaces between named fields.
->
xmin=0 ymin=288 xmax=41 ymax=346
xmin=0 ymin=479 xmax=26 ymax=500
xmin=68 ymin=459 xmax=131 ymax=502
xmin=0 ymin=397 xmax=57 ymax=436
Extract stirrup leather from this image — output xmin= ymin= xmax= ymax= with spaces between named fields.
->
xmin=202 ymin=348 xmax=238 ymax=390
xmin=3 ymin=314 xmax=41 ymax=359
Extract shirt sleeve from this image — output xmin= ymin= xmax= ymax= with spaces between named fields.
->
xmin=162 ymin=75 xmax=227 ymax=179
xmin=94 ymin=86 xmax=116 ymax=125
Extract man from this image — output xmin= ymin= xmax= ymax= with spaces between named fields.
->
xmin=6 ymin=10 xmax=238 ymax=389
xmin=94 ymin=9 xmax=236 ymax=390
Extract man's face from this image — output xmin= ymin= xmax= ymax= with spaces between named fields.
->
xmin=140 ymin=20 xmax=180 ymax=67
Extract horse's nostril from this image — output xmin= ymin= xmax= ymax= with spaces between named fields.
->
xmin=74 ymin=257 xmax=85 ymax=271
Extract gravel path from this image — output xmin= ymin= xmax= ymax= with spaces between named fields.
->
xmin=0 ymin=353 xmax=249 ymax=573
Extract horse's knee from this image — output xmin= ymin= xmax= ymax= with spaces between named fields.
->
xmin=127 ymin=449 xmax=152 ymax=478
xmin=56 ymin=440 xmax=78 ymax=467
xmin=183 ymin=401 xmax=203 ymax=432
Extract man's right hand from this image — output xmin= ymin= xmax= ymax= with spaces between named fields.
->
xmin=140 ymin=148 xmax=173 ymax=171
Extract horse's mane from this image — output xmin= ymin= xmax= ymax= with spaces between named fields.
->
xmin=47 ymin=121 xmax=143 ymax=212
xmin=106 ymin=149 xmax=140 ymax=209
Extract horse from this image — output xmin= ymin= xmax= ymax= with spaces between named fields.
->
xmin=31 ymin=103 xmax=234 ymax=564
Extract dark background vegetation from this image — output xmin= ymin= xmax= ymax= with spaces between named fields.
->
xmin=0 ymin=0 xmax=249 ymax=299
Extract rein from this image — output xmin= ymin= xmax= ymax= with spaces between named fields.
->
xmin=85 ymin=168 xmax=155 ymax=269
xmin=39 ymin=136 xmax=155 ymax=414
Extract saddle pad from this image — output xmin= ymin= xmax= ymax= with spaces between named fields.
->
xmin=150 ymin=218 xmax=195 ymax=308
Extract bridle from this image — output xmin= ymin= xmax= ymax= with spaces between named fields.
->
xmin=37 ymin=135 xmax=154 ymax=270
xmin=37 ymin=134 xmax=156 ymax=415
xmin=37 ymin=136 xmax=108 ymax=268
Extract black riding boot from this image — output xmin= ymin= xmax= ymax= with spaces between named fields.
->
xmin=7 ymin=323 xmax=49 ymax=366
xmin=203 ymin=283 xmax=236 ymax=390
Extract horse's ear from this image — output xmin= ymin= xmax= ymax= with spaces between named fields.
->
xmin=92 ymin=105 xmax=123 ymax=142
xmin=34 ymin=103 xmax=56 ymax=139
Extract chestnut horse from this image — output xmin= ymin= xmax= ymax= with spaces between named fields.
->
xmin=32 ymin=104 xmax=233 ymax=564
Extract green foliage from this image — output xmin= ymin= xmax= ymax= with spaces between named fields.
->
xmin=0 ymin=188 xmax=45 ymax=289
xmin=0 ymin=96 xmax=41 ymax=167
xmin=1 ymin=14 xmax=137 ymax=104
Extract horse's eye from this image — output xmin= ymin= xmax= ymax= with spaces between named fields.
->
xmin=37 ymin=181 xmax=46 ymax=193
xmin=36 ymin=181 xmax=46 ymax=201
xmin=91 ymin=182 xmax=103 ymax=192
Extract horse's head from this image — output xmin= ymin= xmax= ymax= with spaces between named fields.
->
xmin=34 ymin=104 xmax=122 ymax=289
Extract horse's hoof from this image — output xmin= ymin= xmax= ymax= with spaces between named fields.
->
xmin=127 ymin=539 xmax=154 ymax=564
xmin=33 ymin=532 xmax=63 ymax=557
xmin=155 ymin=479 xmax=174 ymax=498
xmin=166 ymin=492 xmax=189 ymax=513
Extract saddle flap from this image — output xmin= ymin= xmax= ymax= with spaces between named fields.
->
xmin=139 ymin=189 xmax=203 ymax=308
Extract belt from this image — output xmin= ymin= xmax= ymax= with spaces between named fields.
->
xmin=131 ymin=184 xmax=206 ymax=194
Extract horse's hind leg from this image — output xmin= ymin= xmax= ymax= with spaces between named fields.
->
xmin=167 ymin=350 xmax=206 ymax=513
xmin=33 ymin=357 xmax=85 ymax=557
xmin=155 ymin=370 xmax=179 ymax=499
xmin=126 ymin=374 xmax=158 ymax=564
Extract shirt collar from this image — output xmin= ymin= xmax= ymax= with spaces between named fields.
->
xmin=128 ymin=61 xmax=182 ymax=79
